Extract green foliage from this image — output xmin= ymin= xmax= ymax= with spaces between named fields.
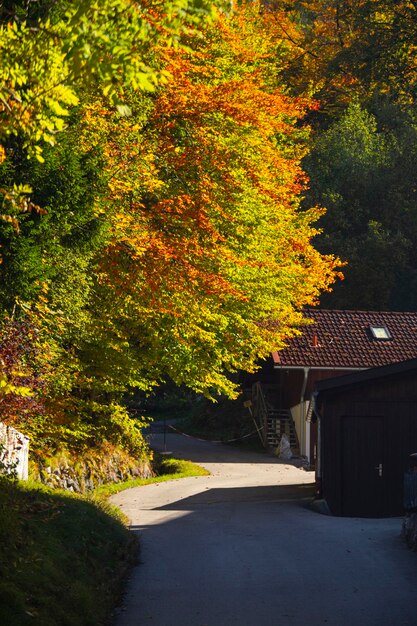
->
xmin=306 ymin=101 xmax=388 ymax=234
xmin=74 ymin=402 xmax=150 ymax=457
xmin=0 ymin=120 xmax=106 ymax=307
xmin=22 ymin=402 xmax=150 ymax=460
xmin=305 ymin=100 xmax=417 ymax=309
xmin=0 ymin=0 xmax=217 ymax=156
xmin=271 ymin=1 xmax=417 ymax=311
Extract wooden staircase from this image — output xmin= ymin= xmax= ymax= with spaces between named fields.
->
xmin=251 ymin=382 xmax=299 ymax=452
xmin=265 ymin=408 xmax=298 ymax=451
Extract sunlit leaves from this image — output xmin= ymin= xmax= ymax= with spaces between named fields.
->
xmin=0 ymin=0 xmax=217 ymax=158
xmin=0 ymin=1 xmax=340 ymax=429
xmin=85 ymin=2 xmax=341 ymax=397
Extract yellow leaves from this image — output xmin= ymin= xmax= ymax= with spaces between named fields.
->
xmin=0 ymin=20 xmax=80 ymax=157
xmin=0 ymin=214 xmax=20 ymax=234
xmin=108 ymin=178 xmax=134 ymax=196
xmin=0 ymin=374 xmax=34 ymax=398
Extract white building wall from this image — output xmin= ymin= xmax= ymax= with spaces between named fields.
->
xmin=0 ymin=422 xmax=29 ymax=480
xmin=290 ymin=402 xmax=311 ymax=461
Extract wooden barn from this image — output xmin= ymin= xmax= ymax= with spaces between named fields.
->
xmin=244 ymin=309 xmax=417 ymax=465
xmin=314 ymin=358 xmax=417 ymax=517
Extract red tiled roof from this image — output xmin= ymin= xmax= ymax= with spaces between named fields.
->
xmin=275 ymin=309 xmax=417 ymax=369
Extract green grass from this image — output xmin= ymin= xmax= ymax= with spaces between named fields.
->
xmin=0 ymin=456 xmax=209 ymax=626
xmin=94 ymin=456 xmax=209 ymax=498
xmin=0 ymin=478 xmax=136 ymax=626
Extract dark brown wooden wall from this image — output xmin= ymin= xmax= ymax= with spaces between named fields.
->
xmin=320 ymin=370 xmax=417 ymax=516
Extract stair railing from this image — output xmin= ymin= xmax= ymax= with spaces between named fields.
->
xmin=251 ymin=382 xmax=269 ymax=448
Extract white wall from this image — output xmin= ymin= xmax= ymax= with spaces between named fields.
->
xmin=0 ymin=422 xmax=29 ymax=480
xmin=290 ymin=402 xmax=310 ymax=460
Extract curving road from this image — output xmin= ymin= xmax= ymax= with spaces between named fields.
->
xmin=111 ymin=427 xmax=417 ymax=626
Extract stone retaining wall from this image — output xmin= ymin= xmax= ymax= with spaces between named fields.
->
xmin=32 ymin=447 xmax=153 ymax=492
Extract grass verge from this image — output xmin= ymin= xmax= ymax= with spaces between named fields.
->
xmin=0 ymin=456 xmax=208 ymax=626
xmin=94 ymin=456 xmax=209 ymax=498
xmin=0 ymin=477 xmax=136 ymax=626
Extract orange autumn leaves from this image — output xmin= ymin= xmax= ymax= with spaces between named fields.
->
xmin=83 ymin=3 xmax=342 ymax=396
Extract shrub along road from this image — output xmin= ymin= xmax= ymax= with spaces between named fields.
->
xmin=111 ymin=430 xmax=417 ymax=626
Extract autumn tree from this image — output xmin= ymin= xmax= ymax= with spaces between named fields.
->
xmin=78 ymin=2 xmax=341 ymax=398
xmin=0 ymin=3 xmax=341 ymax=458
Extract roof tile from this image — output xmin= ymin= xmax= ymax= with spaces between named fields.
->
xmin=276 ymin=309 xmax=417 ymax=369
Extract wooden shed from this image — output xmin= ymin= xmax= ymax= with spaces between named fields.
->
xmin=315 ymin=358 xmax=417 ymax=517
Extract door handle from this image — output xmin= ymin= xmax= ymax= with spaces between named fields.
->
xmin=374 ymin=463 xmax=383 ymax=477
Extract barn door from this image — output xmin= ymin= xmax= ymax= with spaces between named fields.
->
xmin=341 ymin=416 xmax=384 ymax=517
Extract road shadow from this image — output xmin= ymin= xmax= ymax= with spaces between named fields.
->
xmin=154 ymin=483 xmax=316 ymax=510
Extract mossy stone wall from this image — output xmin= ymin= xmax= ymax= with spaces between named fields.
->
xmin=31 ymin=445 xmax=153 ymax=492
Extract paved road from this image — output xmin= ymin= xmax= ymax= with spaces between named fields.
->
xmin=111 ymin=428 xmax=417 ymax=626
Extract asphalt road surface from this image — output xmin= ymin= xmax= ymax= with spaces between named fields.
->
xmin=111 ymin=427 xmax=417 ymax=626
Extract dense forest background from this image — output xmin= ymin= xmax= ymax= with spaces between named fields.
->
xmin=1 ymin=0 xmax=416 ymax=466
xmin=293 ymin=1 xmax=417 ymax=312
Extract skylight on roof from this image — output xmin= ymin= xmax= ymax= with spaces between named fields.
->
xmin=370 ymin=325 xmax=391 ymax=340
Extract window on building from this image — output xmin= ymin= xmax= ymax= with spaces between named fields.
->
xmin=369 ymin=325 xmax=391 ymax=340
